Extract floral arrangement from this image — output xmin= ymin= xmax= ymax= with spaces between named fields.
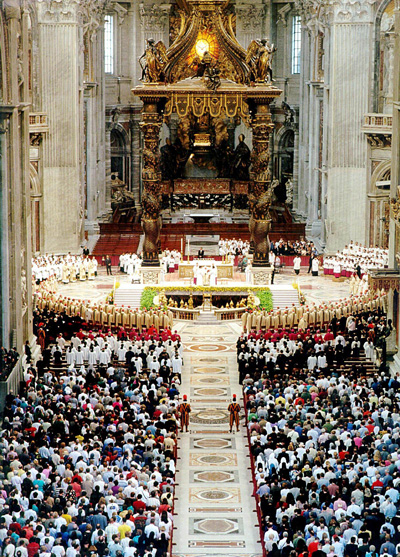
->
xmin=142 ymin=285 xmax=271 ymax=294
xmin=256 ymin=289 xmax=273 ymax=311
xmin=140 ymin=288 xmax=158 ymax=309
xmin=139 ymin=286 xmax=273 ymax=312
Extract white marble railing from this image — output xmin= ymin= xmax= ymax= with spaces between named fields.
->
xmin=29 ymin=112 xmax=49 ymax=133
xmin=362 ymin=113 xmax=393 ymax=132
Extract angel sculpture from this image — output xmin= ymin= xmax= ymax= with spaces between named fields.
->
xmin=139 ymin=38 xmax=168 ymax=83
xmin=245 ymin=39 xmax=277 ymax=83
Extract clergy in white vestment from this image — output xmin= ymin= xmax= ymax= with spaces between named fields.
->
xmin=197 ymin=266 xmax=204 ymax=286
xmin=210 ymin=264 xmax=217 ymax=286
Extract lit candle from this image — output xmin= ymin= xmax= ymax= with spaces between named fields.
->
xmin=188 ymin=239 xmax=190 ymax=262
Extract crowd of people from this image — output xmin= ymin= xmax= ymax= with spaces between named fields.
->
xmin=119 ymin=255 xmax=143 ymax=282
xmin=160 ymin=251 xmax=181 ymax=276
xmin=2 ymin=323 xmax=184 ymax=557
xmin=32 ymin=255 xmax=98 ymax=284
xmin=219 ymin=238 xmax=250 ymax=256
xmin=241 ymin=291 xmax=387 ymax=333
xmin=323 ymin=243 xmax=389 ymax=278
xmin=0 ymin=346 xmax=20 ymax=380
xmin=271 ymin=240 xmax=317 ymax=258
xmin=238 ymin=306 xmax=400 ymax=557
xmin=193 ymin=261 xmax=218 ymax=286
xmin=33 ymin=286 xmax=174 ymax=335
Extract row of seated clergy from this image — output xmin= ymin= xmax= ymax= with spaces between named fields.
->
xmin=242 ymin=290 xmax=387 ymax=331
xmin=35 ymin=293 xmax=174 ymax=331
xmin=61 ymin=259 xmax=97 ymax=282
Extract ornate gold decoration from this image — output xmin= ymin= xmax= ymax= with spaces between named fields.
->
xmin=134 ymin=0 xmax=282 ymax=268
xmin=174 ymin=178 xmax=230 ymax=194
xmin=245 ymin=39 xmax=277 ymax=83
xmin=139 ymin=39 xmax=168 ymax=83
xmin=390 ymin=197 xmax=400 ymax=222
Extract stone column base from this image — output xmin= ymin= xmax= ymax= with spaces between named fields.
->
xmin=140 ymin=267 xmax=162 ymax=285
xmin=252 ymin=266 xmax=273 ymax=285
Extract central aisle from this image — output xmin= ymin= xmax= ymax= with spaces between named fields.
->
xmin=173 ymin=321 xmax=263 ymax=557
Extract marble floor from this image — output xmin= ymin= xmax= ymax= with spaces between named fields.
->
xmin=55 ymin=266 xmax=351 ymax=305
xmin=50 ymin=268 xmax=351 ymax=554
xmin=172 ymin=321 xmax=263 ymax=557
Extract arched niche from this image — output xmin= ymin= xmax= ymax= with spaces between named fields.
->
xmin=110 ymin=124 xmax=130 ymax=187
xmin=369 ymin=160 xmax=391 ymax=249
xmin=277 ymin=128 xmax=294 ymax=185
xmin=30 ymin=163 xmax=41 ymax=253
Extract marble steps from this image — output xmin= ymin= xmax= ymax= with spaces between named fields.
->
xmin=270 ymin=285 xmax=299 ymax=310
xmin=114 ymin=284 xmax=144 ymax=309
xmin=196 ymin=311 xmax=218 ymax=324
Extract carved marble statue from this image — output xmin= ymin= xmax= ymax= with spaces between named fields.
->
xmin=232 ymin=134 xmax=251 ymax=180
xmin=246 ymin=39 xmax=277 ymax=83
xmin=285 ymin=178 xmax=294 ymax=206
xmin=139 ymin=38 xmax=168 ymax=83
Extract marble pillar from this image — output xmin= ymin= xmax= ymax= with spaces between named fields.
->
xmin=37 ymin=0 xmax=84 ymax=253
xmin=325 ymin=2 xmax=374 ymax=252
xmin=389 ymin=1 xmax=400 ymax=371
xmin=139 ymin=2 xmax=171 ymax=55
xmin=0 ymin=0 xmax=32 ymax=348
xmin=85 ymin=27 xmax=107 ymax=227
xmin=297 ymin=26 xmax=311 ymax=222
xmin=0 ymin=114 xmax=12 ymax=348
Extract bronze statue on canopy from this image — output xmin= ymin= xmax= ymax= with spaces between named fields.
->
xmin=246 ymin=39 xmax=277 ymax=83
xmin=139 ymin=38 xmax=168 ymax=83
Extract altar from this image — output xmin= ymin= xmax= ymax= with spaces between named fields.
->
xmin=178 ymin=259 xmax=234 ymax=280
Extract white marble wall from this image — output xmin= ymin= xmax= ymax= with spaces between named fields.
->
xmin=37 ymin=2 xmax=83 ymax=253
xmin=325 ymin=7 xmax=373 ymax=252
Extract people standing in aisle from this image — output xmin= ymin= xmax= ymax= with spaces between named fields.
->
xmin=312 ymin=256 xmax=320 ymax=277
xmin=228 ymin=394 xmax=241 ymax=433
xmin=178 ymin=395 xmax=191 ymax=432
xmin=293 ymin=255 xmax=301 ymax=275
xmin=105 ymin=255 xmax=112 ymax=275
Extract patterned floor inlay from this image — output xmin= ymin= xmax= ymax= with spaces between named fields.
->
xmin=187 ymin=344 xmax=231 ymax=352
xmin=173 ymin=554 xmax=262 ymax=557
xmin=189 ymin=487 xmax=241 ymax=503
xmin=189 ymin=429 xmax=232 ymax=435
xmin=193 ymin=366 xmax=227 ymax=374
xmin=191 ymin=387 xmax=230 ymax=397
xmin=187 ymin=336 xmax=233 ymax=342
xmin=174 ymin=322 xmax=262 ymax=557
xmin=191 ymin=470 xmax=239 ymax=483
xmin=190 ymin=376 xmax=229 ymax=385
xmin=190 ymin=408 xmax=230 ymax=424
xmin=193 ymin=356 xmax=228 ymax=364
xmin=190 ymin=517 xmax=244 ymax=535
xmin=188 ymin=507 xmax=243 ymax=513
xmin=188 ymin=541 xmax=246 ymax=548
xmin=189 ymin=453 xmax=238 ymax=466
xmin=191 ymin=437 xmax=234 ymax=449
